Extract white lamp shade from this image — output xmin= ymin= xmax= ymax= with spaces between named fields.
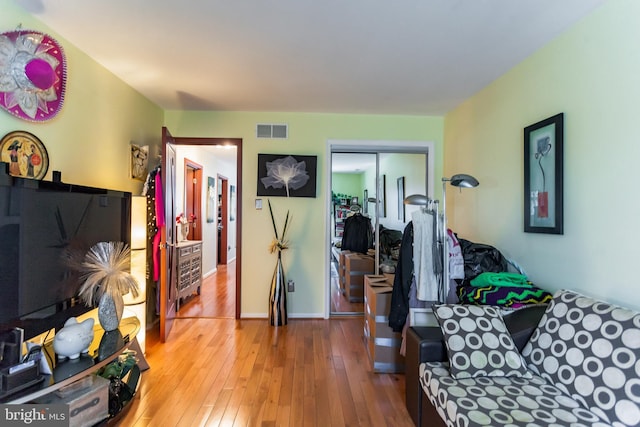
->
xmin=124 ymin=195 xmax=147 ymax=305
xmin=131 ymin=196 xmax=147 ymax=250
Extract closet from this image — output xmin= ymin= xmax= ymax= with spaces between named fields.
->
xmin=329 ymin=146 xmax=432 ymax=316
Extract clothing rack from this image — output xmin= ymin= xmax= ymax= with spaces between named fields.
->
xmin=403 ymin=195 xmax=446 ymax=303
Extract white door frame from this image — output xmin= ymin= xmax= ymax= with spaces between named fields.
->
xmin=324 ymin=139 xmax=435 ymax=319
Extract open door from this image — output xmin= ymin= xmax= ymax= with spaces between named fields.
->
xmin=160 ymin=127 xmax=178 ymax=342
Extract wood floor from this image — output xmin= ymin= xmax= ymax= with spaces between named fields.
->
xmin=176 ymin=262 xmax=236 ymax=319
xmin=330 ymin=260 xmax=365 ymax=314
xmin=117 ymin=263 xmax=415 ymax=426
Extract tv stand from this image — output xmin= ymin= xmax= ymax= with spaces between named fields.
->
xmin=1 ymin=316 xmax=140 ymax=405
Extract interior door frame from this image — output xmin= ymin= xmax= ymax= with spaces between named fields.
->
xmin=325 ymin=139 xmax=435 ymax=319
xmin=184 ymin=158 xmax=203 ymax=241
xmin=165 ymin=133 xmax=243 ymax=321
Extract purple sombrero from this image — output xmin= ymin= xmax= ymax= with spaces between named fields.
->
xmin=0 ymin=28 xmax=67 ymax=122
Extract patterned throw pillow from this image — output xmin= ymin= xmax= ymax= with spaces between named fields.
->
xmin=433 ymin=304 xmax=532 ymax=379
xmin=522 ymin=289 xmax=640 ymax=426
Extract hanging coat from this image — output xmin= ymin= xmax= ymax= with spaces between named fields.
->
xmin=388 ymin=222 xmax=414 ymax=332
xmin=341 ymin=213 xmax=372 ymax=254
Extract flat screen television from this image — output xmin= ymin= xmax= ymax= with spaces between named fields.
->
xmin=0 ymin=166 xmax=132 ymax=341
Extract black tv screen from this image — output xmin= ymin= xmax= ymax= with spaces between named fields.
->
xmin=0 ymin=170 xmax=131 ymax=340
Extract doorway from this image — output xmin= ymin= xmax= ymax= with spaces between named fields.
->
xmin=184 ymin=159 xmax=203 ymax=241
xmin=327 ymin=140 xmax=434 ymax=318
xmin=162 ymin=135 xmax=242 ymax=328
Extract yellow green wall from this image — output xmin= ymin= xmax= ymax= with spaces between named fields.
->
xmin=165 ymin=111 xmax=443 ymax=317
xmin=0 ymin=1 xmax=163 ymax=195
xmin=377 ymin=152 xmax=428 ymax=231
xmin=332 ymin=173 xmax=364 ymax=201
xmin=444 ymin=0 xmax=639 ymax=310
xmin=9 ymin=0 xmax=631 ymax=319
xmin=1 ymin=1 xmax=443 ymax=319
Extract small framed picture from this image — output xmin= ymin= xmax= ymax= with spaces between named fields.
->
xmin=397 ymin=176 xmax=405 ymax=221
xmin=130 ymin=143 xmax=149 ymax=181
xmin=206 ymin=176 xmax=215 ymax=223
xmin=524 ymin=113 xmax=564 ymax=234
xmin=378 ymin=174 xmax=386 ymax=218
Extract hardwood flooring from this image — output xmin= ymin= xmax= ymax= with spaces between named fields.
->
xmin=176 ymin=262 xmax=236 ymax=319
xmin=330 ymin=260 xmax=365 ymax=314
xmin=117 ymin=262 xmax=414 ymax=426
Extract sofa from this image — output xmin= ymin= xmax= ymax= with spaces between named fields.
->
xmin=405 ymin=290 xmax=640 ymax=426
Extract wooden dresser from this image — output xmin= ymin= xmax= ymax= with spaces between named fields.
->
xmin=175 ymin=240 xmax=202 ymax=311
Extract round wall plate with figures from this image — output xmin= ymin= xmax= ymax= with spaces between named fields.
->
xmin=0 ymin=130 xmax=49 ymax=180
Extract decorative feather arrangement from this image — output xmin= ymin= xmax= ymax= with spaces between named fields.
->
xmin=77 ymin=241 xmax=140 ymax=307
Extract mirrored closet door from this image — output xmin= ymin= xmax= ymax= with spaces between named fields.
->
xmin=330 ymin=150 xmax=429 ymax=316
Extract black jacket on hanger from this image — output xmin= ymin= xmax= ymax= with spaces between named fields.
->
xmin=341 ymin=213 xmax=372 ymax=254
xmin=388 ymin=222 xmax=414 ymax=332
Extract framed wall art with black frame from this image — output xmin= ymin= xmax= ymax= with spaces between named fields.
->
xmin=257 ymin=153 xmax=317 ymax=197
xmin=524 ymin=113 xmax=564 ymax=234
xmin=397 ymin=176 xmax=405 ymax=222
xmin=206 ymin=176 xmax=215 ymax=223
xmin=378 ymin=174 xmax=386 ymax=218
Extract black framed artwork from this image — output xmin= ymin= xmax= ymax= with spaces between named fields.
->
xmin=257 ymin=154 xmax=317 ymax=197
xmin=206 ymin=176 xmax=215 ymax=223
xmin=524 ymin=113 xmax=564 ymax=234
xmin=378 ymin=174 xmax=386 ymax=218
xmin=230 ymin=185 xmax=237 ymax=221
xmin=397 ymin=176 xmax=405 ymax=221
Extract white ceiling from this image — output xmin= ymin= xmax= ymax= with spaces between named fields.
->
xmin=12 ymin=0 xmax=606 ymax=115
xmin=332 ymin=153 xmax=377 ymax=174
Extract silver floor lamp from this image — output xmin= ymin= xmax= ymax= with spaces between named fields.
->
xmin=441 ymin=174 xmax=479 ymax=302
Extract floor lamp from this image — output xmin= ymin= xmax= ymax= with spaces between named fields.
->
xmin=441 ymin=174 xmax=479 ymax=302
xmin=124 ymin=195 xmax=147 ymax=353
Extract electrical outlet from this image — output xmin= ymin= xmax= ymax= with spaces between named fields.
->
xmin=287 ymin=280 xmax=295 ymax=292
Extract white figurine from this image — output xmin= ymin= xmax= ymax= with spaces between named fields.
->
xmin=53 ymin=317 xmax=95 ymax=359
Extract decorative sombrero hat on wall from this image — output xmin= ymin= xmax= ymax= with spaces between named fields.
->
xmin=0 ymin=26 xmax=67 ymax=122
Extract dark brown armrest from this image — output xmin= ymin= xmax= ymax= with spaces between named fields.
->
xmin=405 ymin=326 xmax=444 ymax=426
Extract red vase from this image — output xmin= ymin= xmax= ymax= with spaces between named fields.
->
xmin=537 ymin=191 xmax=549 ymax=218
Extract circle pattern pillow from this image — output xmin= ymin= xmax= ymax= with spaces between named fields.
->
xmin=521 ymin=289 xmax=640 ymax=426
xmin=433 ymin=304 xmax=532 ymax=379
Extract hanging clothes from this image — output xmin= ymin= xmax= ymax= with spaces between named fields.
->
xmin=412 ymin=209 xmax=439 ymax=302
xmin=341 ymin=213 xmax=372 ymax=254
xmin=389 ymin=200 xmax=441 ymax=332
xmin=388 ymin=222 xmax=414 ymax=332
xmin=448 ymin=229 xmax=464 ymax=280
xmin=142 ymin=165 xmax=161 ymax=317
xmin=152 ymin=168 xmax=164 ymax=282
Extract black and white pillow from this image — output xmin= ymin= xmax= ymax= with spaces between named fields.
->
xmin=433 ymin=304 xmax=532 ymax=379
xmin=522 ymin=289 xmax=640 ymax=426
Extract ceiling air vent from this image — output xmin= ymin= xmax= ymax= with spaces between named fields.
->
xmin=256 ymin=123 xmax=288 ymax=139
